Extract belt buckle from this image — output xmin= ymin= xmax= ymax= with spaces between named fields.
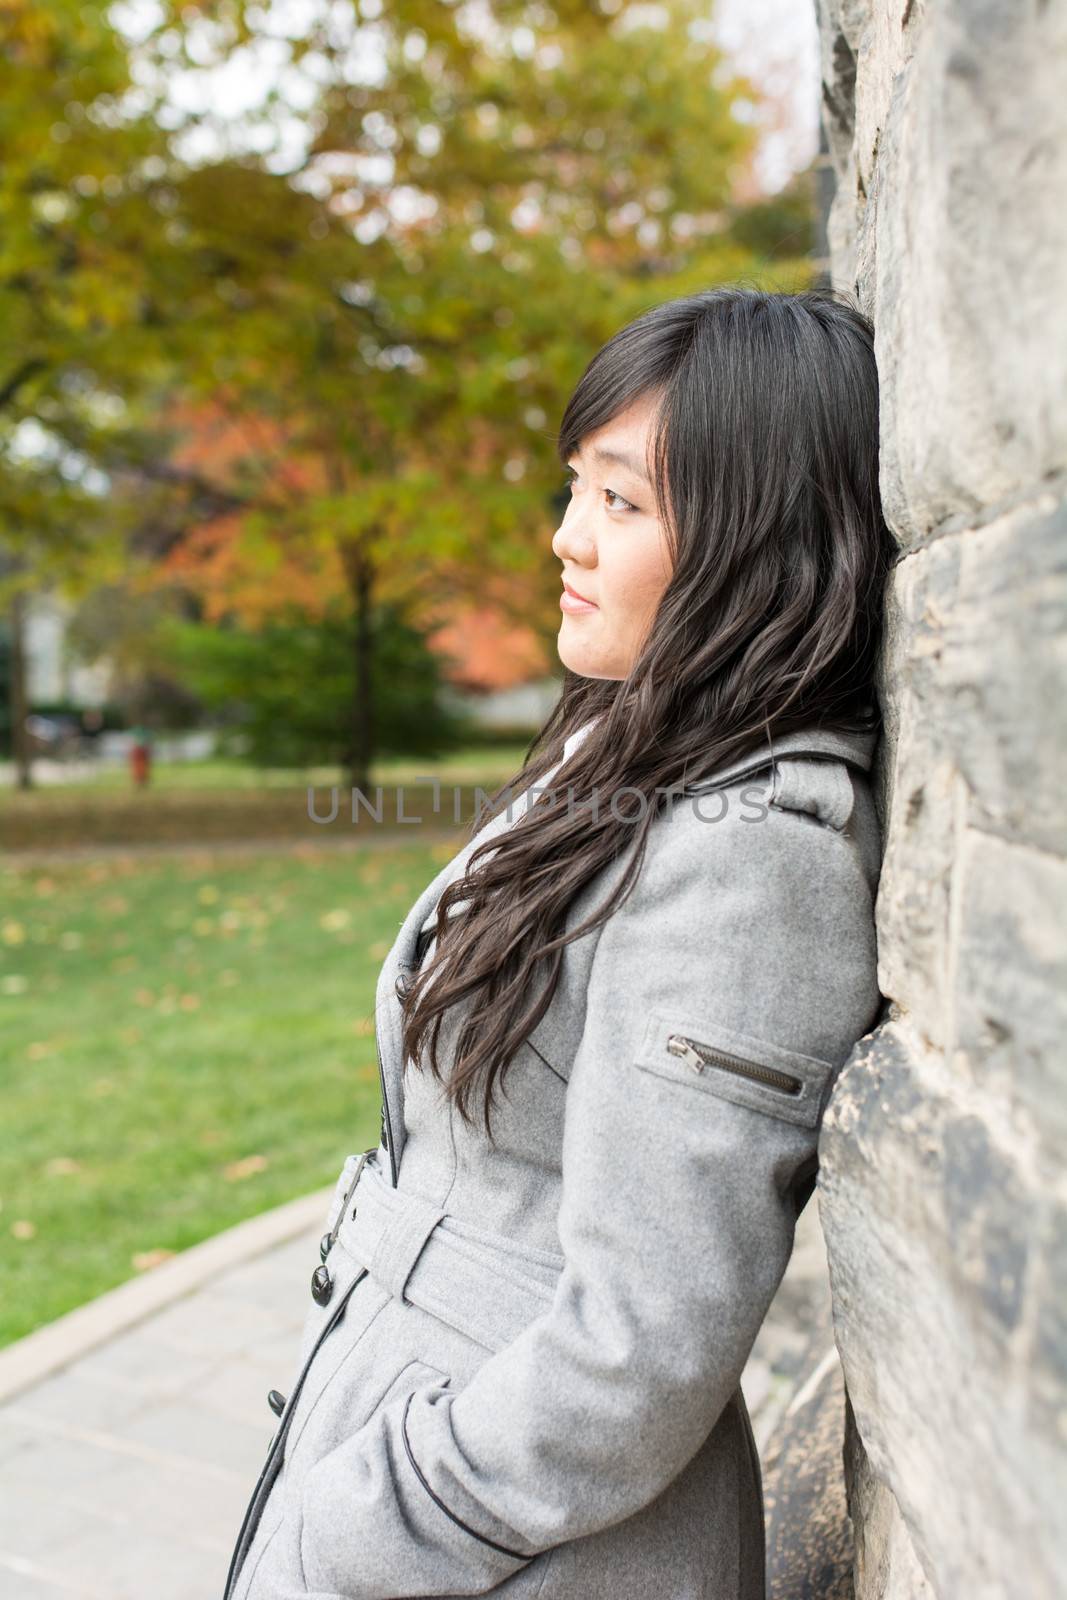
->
xmin=312 ymin=1147 xmax=377 ymax=1305
xmin=338 ymin=1146 xmax=376 ymax=1232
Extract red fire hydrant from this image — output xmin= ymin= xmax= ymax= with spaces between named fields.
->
xmin=129 ymin=727 xmax=153 ymax=788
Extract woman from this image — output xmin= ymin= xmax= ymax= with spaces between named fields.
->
xmin=224 ymin=285 xmax=892 ymax=1600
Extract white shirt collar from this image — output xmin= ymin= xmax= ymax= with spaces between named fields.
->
xmin=561 ymin=715 xmax=600 ymax=762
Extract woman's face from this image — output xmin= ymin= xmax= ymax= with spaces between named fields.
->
xmin=552 ymin=392 xmax=673 ymax=681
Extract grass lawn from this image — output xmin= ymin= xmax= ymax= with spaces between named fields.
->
xmin=0 ymin=839 xmax=457 ymax=1348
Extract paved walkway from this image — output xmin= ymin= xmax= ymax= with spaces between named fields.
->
xmin=0 ymin=1190 xmax=836 ymax=1599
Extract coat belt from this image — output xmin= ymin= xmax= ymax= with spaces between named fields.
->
xmin=333 ymin=1153 xmax=563 ymax=1354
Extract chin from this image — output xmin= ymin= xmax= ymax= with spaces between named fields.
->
xmin=555 ymin=646 xmax=620 ymax=681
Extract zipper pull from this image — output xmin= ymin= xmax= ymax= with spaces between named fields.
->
xmin=667 ymin=1037 xmax=706 ymax=1074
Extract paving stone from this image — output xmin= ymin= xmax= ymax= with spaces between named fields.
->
xmin=118 ymin=1393 xmax=273 ymax=1478
xmin=73 ymin=1452 xmax=252 ymax=1553
xmin=193 ymin=1352 xmax=291 ymax=1428
xmin=27 ymin=1515 xmax=227 ymax=1600
xmin=251 ymin=1325 xmax=307 ymax=1378
xmin=740 ymin=1356 xmax=773 ymax=1417
xmin=74 ymin=1325 xmax=226 ymax=1395
xmin=0 ymin=1559 xmax=110 ymax=1600
xmin=141 ymin=1287 xmax=300 ymax=1357
xmin=0 ymin=1412 xmax=41 ymax=1466
xmin=0 ymin=1430 xmax=131 ymax=1497
xmin=0 ymin=1484 xmax=109 ymax=1567
xmin=10 ymin=1367 xmax=162 ymax=1433
xmin=207 ymin=1235 xmax=318 ymax=1309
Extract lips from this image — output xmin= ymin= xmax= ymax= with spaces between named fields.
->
xmin=561 ymin=580 xmax=597 ymax=607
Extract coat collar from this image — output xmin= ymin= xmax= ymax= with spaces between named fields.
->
xmin=373 ymin=716 xmax=878 ymax=1176
xmin=687 ymin=721 xmax=877 ymax=788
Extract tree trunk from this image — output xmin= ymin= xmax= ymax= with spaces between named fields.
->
xmin=341 ymin=539 xmax=374 ymax=794
xmin=9 ymin=587 xmax=32 ymax=791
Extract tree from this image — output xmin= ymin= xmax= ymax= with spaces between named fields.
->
xmin=0 ymin=1 xmax=197 ymax=783
xmin=159 ymin=599 xmax=466 ymax=768
xmin=138 ymin=0 xmax=812 ymax=786
xmin=0 ymin=2 xmax=816 ymax=788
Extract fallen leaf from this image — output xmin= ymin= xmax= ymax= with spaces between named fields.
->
xmin=132 ymin=1249 xmax=174 ymax=1271
xmin=320 ymin=908 xmax=351 ymax=931
xmin=43 ymin=1157 xmax=81 ymax=1177
xmin=223 ymin=1154 xmax=269 ymax=1182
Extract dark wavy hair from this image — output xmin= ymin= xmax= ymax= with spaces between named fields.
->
xmin=401 ymin=285 xmax=894 ymax=1136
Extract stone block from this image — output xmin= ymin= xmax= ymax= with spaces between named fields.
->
xmin=818 ymin=1022 xmax=1063 ymax=1599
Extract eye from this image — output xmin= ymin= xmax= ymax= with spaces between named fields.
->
xmin=561 ymin=467 xmax=639 ymax=514
xmin=604 ymin=488 xmax=638 ymax=513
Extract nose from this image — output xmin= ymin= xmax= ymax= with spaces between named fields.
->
xmin=551 ymin=499 xmax=596 ymax=568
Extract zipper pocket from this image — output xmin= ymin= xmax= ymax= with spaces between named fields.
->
xmin=666 ymin=1033 xmax=803 ymax=1096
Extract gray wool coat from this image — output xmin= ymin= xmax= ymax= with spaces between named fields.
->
xmin=223 ymin=719 xmax=883 ymax=1600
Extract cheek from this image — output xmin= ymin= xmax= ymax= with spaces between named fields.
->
xmin=603 ymin=532 xmax=672 ymax=622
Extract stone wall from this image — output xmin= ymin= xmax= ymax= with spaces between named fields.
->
xmin=811 ymin=3 xmax=1067 ymax=1597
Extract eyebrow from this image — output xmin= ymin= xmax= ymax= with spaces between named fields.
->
xmin=580 ymin=444 xmax=651 ymax=485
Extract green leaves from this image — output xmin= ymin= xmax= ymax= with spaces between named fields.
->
xmin=0 ymin=1 xmax=816 ymax=776
xmin=159 ymin=600 xmax=464 ymax=765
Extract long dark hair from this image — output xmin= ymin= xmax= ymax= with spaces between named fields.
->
xmin=401 ymin=285 xmax=894 ymax=1136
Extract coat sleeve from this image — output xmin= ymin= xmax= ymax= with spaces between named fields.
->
xmin=297 ymin=794 xmax=880 ymax=1598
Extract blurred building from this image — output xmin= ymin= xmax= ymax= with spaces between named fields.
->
xmin=14 ymin=590 xmax=113 ymax=708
